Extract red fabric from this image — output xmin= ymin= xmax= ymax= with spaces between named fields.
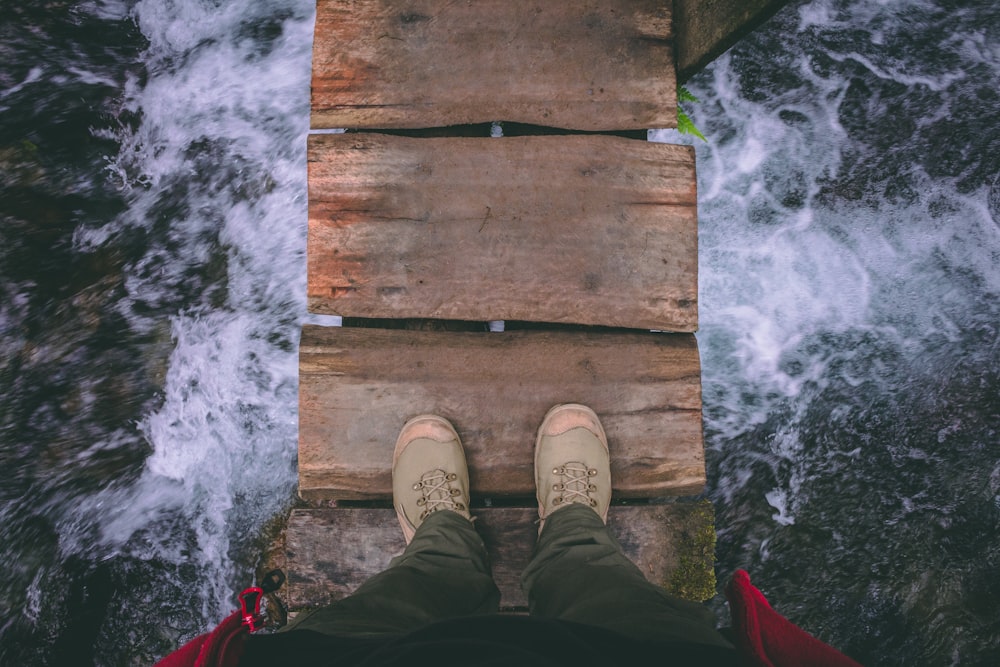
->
xmin=725 ymin=569 xmax=863 ymax=667
xmin=154 ymin=610 xmax=248 ymax=667
xmin=159 ymin=570 xmax=864 ymax=667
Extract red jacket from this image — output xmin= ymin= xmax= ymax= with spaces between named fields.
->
xmin=725 ymin=570 xmax=863 ymax=666
xmin=156 ymin=570 xmax=863 ymax=667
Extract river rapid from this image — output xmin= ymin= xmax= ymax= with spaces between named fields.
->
xmin=1 ymin=0 xmax=998 ymax=664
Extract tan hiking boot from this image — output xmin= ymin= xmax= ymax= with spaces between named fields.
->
xmin=392 ymin=414 xmax=472 ymax=544
xmin=535 ymin=404 xmax=612 ymax=528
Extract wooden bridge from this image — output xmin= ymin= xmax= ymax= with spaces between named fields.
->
xmin=267 ymin=0 xmax=789 ymax=614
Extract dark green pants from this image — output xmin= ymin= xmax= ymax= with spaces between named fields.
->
xmin=284 ymin=504 xmax=731 ymax=649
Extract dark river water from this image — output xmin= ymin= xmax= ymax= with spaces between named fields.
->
xmin=1 ymin=0 xmax=998 ymax=664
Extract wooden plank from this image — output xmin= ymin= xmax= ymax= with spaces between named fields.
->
xmin=285 ymin=503 xmax=717 ymax=610
xmin=298 ymin=326 xmax=705 ymax=500
xmin=308 ymin=134 xmax=698 ymax=331
xmin=674 ymin=0 xmax=792 ymax=82
xmin=311 ymin=0 xmax=677 ymax=131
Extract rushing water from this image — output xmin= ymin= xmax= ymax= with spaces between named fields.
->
xmin=1 ymin=0 xmax=998 ymax=664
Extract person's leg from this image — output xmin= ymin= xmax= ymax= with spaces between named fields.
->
xmin=522 ymin=504 xmax=730 ymax=647
xmin=285 ymin=415 xmax=500 ymax=636
xmin=522 ymin=404 xmax=732 ymax=649
xmin=285 ymin=509 xmax=499 ymax=635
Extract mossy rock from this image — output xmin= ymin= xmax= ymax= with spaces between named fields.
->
xmin=662 ymin=499 xmax=717 ymax=602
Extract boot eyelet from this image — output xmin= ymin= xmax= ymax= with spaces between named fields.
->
xmin=553 ymin=483 xmax=565 ymax=491
xmin=450 ymin=488 xmax=461 ymax=496
xmin=553 ymin=497 xmax=563 ymax=505
xmin=412 ymin=482 xmax=423 ymax=490
xmin=416 ymin=497 xmax=426 ymax=506
xmin=446 ymin=472 xmax=457 ymax=481
xmin=589 ymin=499 xmax=597 ymax=507
xmin=588 ymin=468 xmax=598 ymax=476
xmin=588 ymin=484 xmax=597 ymax=492
xmin=455 ymin=503 xmax=465 ymax=510
xmin=553 ymin=467 xmax=564 ymax=475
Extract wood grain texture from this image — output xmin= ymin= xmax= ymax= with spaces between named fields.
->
xmin=674 ymin=0 xmax=792 ymax=82
xmin=285 ymin=504 xmax=717 ymax=610
xmin=311 ymin=0 xmax=676 ymax=130
xmin=308 ymin=134 xmax=698 ymax=331
xmin=298 ymin=325 xmax=705 ymax=500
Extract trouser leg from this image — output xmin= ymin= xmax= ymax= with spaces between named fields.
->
xmin=284 ymin=510 xmax=500 ymax=636
xmin=521 ymin=504 xmax=733 ymax=649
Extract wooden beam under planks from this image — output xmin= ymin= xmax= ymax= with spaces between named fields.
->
xmin=308 ymin=134 xmax=698 ymax=331
xmin=284 ymin=503 xmax=716 ymax=610
xmin=298 ymin=325 xmax=705 ymax=501
xmin=311 ymin=0 xmax=677 ymax=131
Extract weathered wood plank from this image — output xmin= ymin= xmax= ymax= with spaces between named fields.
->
xmin=308 ymin=134 xmax=698 ymax=331
xmin=311 ymin=0 xmax=676 ymax=131
xmin=298 ymin=326 xmax=705 ymax=500
xmin=674 ymin=0 xmax=792 ymax=82
xmin=285 ymin=503 xmax=717 ymax=610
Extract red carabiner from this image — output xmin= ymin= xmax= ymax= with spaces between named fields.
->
xmin=239 ymin=587 xmax=265 ymax=633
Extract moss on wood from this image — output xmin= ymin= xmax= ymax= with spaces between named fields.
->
xmin=664 ymin=500 xmax=718 ymax=602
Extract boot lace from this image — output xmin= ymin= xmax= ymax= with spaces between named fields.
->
xmin=551 ymin=461 xmax=599 ymax=508
xmin=413 ymin=469 xmax=466 ymax=520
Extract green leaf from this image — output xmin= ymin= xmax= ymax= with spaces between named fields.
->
xmin=677 ymin=107 xmax=706 ymax=142
xmin=678 ymin=85 xmax=700 ymax=104
xmin=676 ymin=85 xmax=706 ymax=141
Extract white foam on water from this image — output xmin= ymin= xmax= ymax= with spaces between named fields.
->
xmin=659 ymin=64 xmax=859 ymax=438
xmin=85 ymin=309 xmax=300 ymax=617
xmin=68 ymin=0 xmax=316 ymax=620
xmin=0 ymin=66 xmax=44 ymax=101
xmin=765 ymin=488 xmax=796 ymax=526
xmin=660 ymin=19 xmax=1000 ymax=540
xmin=691 ymin=63 xmax=995 ymax=405
xmin=77 ymin=0 xmax=132 ymax=21
xmin=826 ymin=51 xmax=967 ymax=91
